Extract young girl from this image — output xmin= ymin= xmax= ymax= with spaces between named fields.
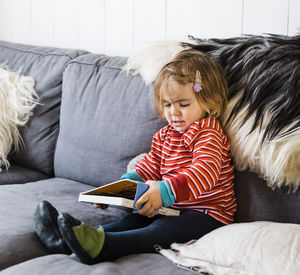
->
xmin=34 ymin=49 xmax=236 ymax=264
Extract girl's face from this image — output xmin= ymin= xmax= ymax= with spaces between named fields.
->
xmin=162 ymin=79 xmax=206 ymax=133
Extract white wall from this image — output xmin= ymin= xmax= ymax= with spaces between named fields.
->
xmin=0 ymin=0 xmax=299 ymax=56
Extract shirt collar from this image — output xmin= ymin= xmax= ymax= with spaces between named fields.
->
xmin=169 ymin=120 xmax=204 ymax=148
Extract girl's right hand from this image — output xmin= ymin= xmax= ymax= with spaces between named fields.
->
xmin=90 ymin=203 xmax=108 ymax=209
xmin=136 ymin=180 xmax=163 ymax=218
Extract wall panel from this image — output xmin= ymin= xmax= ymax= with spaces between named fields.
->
xmin=78 ymin=0 xmax=105 ymax=53
xmin=203 ymin=0 xmax=243 ymax=38
xmin=53 ymin=0 xmax=78 ymax=48
xmin=0 ymin=0 xmax=298 ymax=56
xmin=243 ymin=0 xmax=288 ymax=35
xmin=31 ymin=0 xmax=54 ymax=46
xmin=11 ymin=0 xmax=31 ymax=44
xmin=166 ymin=0 xmax=203 ymax=41
xmin=133 ymin=0 xmax=165 ymax=53
xmin=289 ymin=0 xmax=300 ymax=35
xmin=0 ymin=0 xmax=11 ymax=41
xmin=105 ymin=0 xmax=134 ymax=56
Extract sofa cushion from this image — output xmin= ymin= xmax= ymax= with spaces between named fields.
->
xmin=0 ymin=40 xmax=88 ymax=176
xmin=0 ymin=163 xmax=49 ymax=185
xmin=54 ymin=54 xmax=167 ymax=186
xmin=0 ymin=178 xmax=129 ymax=270
xmin=0 ymin=253 xmax=193 ymax=275
xmin=234 ymin=170 xmax=300 ymax=224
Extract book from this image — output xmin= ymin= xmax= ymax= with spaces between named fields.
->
xmin=78 ymin=179 xmax=180 ymax=216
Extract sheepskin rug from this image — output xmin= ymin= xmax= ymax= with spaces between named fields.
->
xmin=0 ymin=64 xmax=38 ymax=172
xmin=124 ymin=34 xmax=300 ymax=190
xmin=124 ymin=40 xmax=185 ymax=85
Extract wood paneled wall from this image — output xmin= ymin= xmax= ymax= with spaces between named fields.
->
xmin=0 ymin=0 xmax=299 ymax=56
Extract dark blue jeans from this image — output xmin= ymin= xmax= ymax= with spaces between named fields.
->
xmin=98 ymin=210 xmax=223 ymax=262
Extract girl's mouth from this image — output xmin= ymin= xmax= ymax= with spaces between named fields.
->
xmin=173 ymin=121 xmax=185 ymax=126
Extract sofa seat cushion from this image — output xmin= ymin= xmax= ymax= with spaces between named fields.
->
xmin=54 ymin=54 xmax=167 ymax=186
xmin=0 ymin=163 xmax=49 ymax=185
xmin=0 ymin=40 xmax=88 ymax=176
xmin=0 ymin=253 xmax=194 ymax=275
xmin=0 ymin=178 xmax=129 ymax=270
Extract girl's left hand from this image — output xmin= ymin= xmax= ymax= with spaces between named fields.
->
xmin=135 ymin=180 xmax=163 ymax=218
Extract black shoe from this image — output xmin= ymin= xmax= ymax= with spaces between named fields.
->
xmin=34 ymin=201 xmax=71 ymax=254
xmin=57 ymin=213 xmax=98 ymax=265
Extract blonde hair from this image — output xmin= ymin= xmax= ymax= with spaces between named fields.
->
xmin=154 ymin=49 xmax=228 ymax=119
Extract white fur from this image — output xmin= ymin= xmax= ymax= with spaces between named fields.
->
xmin=0 ymin=64 xmax=38 ymax=172
xmin=223 ymin=94 xmax=300 ymax=190
xmin=123 ymin=40 xmax=187 ymax=85
xmin=127 ymin=153 xmax=147 ymax=173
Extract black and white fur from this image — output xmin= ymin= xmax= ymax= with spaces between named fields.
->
xmin=125 ymin=34 xmax=300 ymax=190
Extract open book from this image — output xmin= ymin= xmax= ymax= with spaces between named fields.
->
xmin=78 ymin=179 xmax=180 ymax=216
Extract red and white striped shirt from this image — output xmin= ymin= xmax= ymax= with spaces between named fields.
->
xmin=135 ymin=117 xmax=236 ymax=224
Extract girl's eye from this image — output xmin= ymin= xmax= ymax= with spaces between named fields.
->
xmin=164 ymin=103 xmax=171 ymax=107
xmin=180 ymin=103 xmax=190 ymax=107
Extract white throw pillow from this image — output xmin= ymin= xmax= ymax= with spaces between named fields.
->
xmin=0 ymin=64 xmax=38 ymax=171
xmin=160 ymin=221 xmax=300 ymax=275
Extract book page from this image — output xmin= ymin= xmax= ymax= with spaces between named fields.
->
xmin=81 ymin=180 xmax=138 ymax=199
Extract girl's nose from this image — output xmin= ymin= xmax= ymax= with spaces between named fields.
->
xmin=170 ymin=104 xmax=180 ymax=116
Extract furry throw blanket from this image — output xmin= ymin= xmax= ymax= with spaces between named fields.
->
xmin=0 ymin=64 xmax=38 ymax=172
xmin=124 ymin=34 xmax=300 ymax=190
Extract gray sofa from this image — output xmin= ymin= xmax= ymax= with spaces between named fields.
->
xmin=0 ymin=39 xmax=299 ymax=275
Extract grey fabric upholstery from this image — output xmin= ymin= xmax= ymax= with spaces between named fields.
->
xmin=54 ymin=54 xmax=167 ymax=186
xmin=1 ymin=40 xmax=299 ymax=275
xmin=0 ymin=163 xmax=49 ymax=185
xmin=0 ymin=178 xmax=129 ymax=270
xmin=0 ymin=40 xmax=88 ymax=176
xmin=1 ymin=254 xmax=193 ymax=275
xmin=234 ymin=170 xmax=300 ymax=224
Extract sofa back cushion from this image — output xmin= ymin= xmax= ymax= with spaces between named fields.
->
xmin=54 ymin=54 xmax=167 ymax=186
xmin=234 ymin=170 xmax=300 ymax=224
xmin=0 ymin=40 xmax=87 ymax=176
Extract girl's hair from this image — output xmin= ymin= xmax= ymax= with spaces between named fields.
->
xmin=154 ymin=49 xmax=228 ymax=119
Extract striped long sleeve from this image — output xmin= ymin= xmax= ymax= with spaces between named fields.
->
xmin=135 ymin=117 xmax=236 ymax=224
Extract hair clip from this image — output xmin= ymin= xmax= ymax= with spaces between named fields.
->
xmin=193 ymin=71 xmax=202 ymax=93
xmin=193 ymin=82 xmax=202 ymax=93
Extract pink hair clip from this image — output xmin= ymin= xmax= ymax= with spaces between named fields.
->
xmin=193 ymin=71 xmax=202 ymax=93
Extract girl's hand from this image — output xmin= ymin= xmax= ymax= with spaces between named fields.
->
xmin=135 ymin=180 xmax=163 ymax=218
xmin=90 ymin=203 xmax=108 ymax=210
